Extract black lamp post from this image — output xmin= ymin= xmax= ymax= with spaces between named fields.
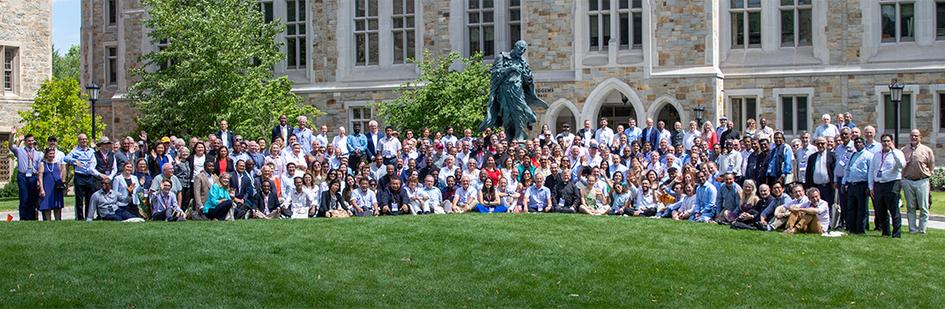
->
xmin=85 ymin=83 xmax=100 ymax=141
xmin=888 ymin=79 xmax=904 ymax=147
xmin=694 ymin=104 xmax=706 ymax=126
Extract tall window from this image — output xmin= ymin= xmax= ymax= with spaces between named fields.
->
xmin=355 ymin=0 xmax=379 ymax=66
xmin=285 ymin=0 xmax=307 ymax=70
xmin=936 ymin=0 xmax=945 ymax=40
xmin=392 ymin=0 xmax=416 ymax=64
xmin=588 ymin=0 xmax=611 ymax=51
xmin=157 ymin=39 xmax=171 ymax=70
xmin=939 ymin=92 xmax=945 ymax=132
xmin=509 ymin=0 xmax=522 ymax=47
xmin=260 ymin=0 xmax=274 ymax=23
xmin=731 ymin=0 xmax=762 ymax=48
xmin=729 ymin=97 xmax=758 ymax=132
xmin=107 ymin=0 xmax=117 ymax=25
xmin=881 ymin=0 xmax=915 ymax=43
xmin=106 ymin=47 xmax=117 ymax=85
xmin=2 ymin=47 xmax=16 ymax=92
xmin=884 ymin=93 xmax=912 ymax=133
xmin=780 ymin=0 xmax=811 ymax=47
xmin=467 ymin=0 xmax=495 ymax=58
xmin=349 ymin=106 xmax=374 ymax=132
xmin=618 ymin=0 xmax=643 ymax=49
xmin=780 ymin=96 xmax=809 ymax=136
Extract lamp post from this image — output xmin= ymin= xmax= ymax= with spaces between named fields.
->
xmin=888 ymin=79 xmax=904 ymax=147
xmin=85 ymin=83 xmax=100 ymax=141
xmin=694 ymin=104 xmax=706 ymax=126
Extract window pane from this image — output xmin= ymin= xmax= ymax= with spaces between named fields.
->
xmin=298 ymin=0 xmax=305 ymax=20
xmin=798 ymin=0 xmax=810 ymax=5
xmin=510 ymin=9 xmax=520 ymax=22
xmin=406 ymin=0 xmax=415 ymax=13
xmin=483 ymin=11 xmax=493 ymax=23
xmin=746 ymin=98 xmax=757 ymax=128
xmin=619 ymin=0 xmax=629 ymax=9
xmin=900 ymin=3 xmax=914 ymax=41
xmin=483 ymin=0 xmax=493 ymax=9
xmin=881 ymin=4 xmax=896 ymax=42
xmin=287 ymin=0 xmax=296 ymax=22
xmin=780 ymin=10 xmax=794 ymax=47
xmin=394 ymin=0 xmax=403 ymax=14
xmin=601 ymin=0 xmax=610 ymax=10
xmin=602 ymin=14 xmax=611 ymax=47
xmin=732 ymin=12 xmax=744 ymax=47
xmin=470 ymin=26 xmax=481 ymax=54
xmin=394 ymin=32 xmax=404 ymax=63
xmin=589 ymin=0 xmax=598 ymax=11
xmin=369 ymin=33 xmax=379 ymax=65
xmin=732 ymin=98 xmax=743 ymax=131
xmin=747 ymin=0 xmax=761 ymax=8
xmin=469 ymin=12 xmax=479 ymax=24
xmin=781 ymin=0 xmax=793 ymax=5
xmin=901 ymin=94 xmax=912 ymax=129
xmin=782 ymin=97 xmax=794 ymax=132
xmin=287 ymin=38 xmax=296 ymax=66
xmin=796 ymin=96 xmax=808 ymax=132
xmin=510 ymin=24 xmax=521 ymax=46
xmin=483 ymin=25 xmax=495 ymax=57
xmin=590 ymin=15 xmax=600 ymax=49
xmin=748 ymin=12 xmax=761 ymax=46
xmin=732 ymin=0 xmax=743 ymax=8
xmin=369 ymin=0 xmax=378 ymax=16
xmin=619 ymin=13 xmax=629 ymax=49
xmin=633 ymin=0 xmax=642 ymax=8
xmin=394 ymin=17 xmax=403 ymax=29
xmin=633 ymin=13 xmax=642 ymax=46
xmin=884 ymin=95 xmax=895 ymax=131
xmin=937 ymin=1 xmax=945 ymax=39
xmin=356 ymin=0 xmax=365 ymax=17
xmin=356 ymin=34 xmax=366 ymax=64
xmin=798 ymin=8 xmax=812 ymax=45
xmin=940 ymin=93 xmax=945 ymax=130
xmin=406 ymin=30 xmax=415 ymax=59
xmin=469 ymin=0 xmax=478 ymax=9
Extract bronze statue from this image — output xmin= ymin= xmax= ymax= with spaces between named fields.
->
xmin=479 ymin=40 xmax=548 ymax=141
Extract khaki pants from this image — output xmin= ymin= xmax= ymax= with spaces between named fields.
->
xmin=787 ymin=211 xmax=822 ymax=234
xmin=770 ymin=206 xmax=791 ymax=230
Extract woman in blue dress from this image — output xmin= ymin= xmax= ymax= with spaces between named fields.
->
xmin=37 ymin=148 xmax=65 ymax=220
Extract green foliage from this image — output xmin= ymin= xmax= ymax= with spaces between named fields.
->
xmin=52 ymin=45 xmax=80 ymax=81
xmin=931 ymin=168 xmax=945 ymax=191
xmin=129 ymin=0 xmax=320 ymax=142
xmin=375 ymin=51 xmax=490 ymax=132
xmin=17 ymin=78 xmax=102 ymax=151
xmin=0 ymin=170 xmax=17 ymax=199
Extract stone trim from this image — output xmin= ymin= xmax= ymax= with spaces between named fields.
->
xmin=873 ymin=84 xmax=920 ymax=138
xmin=582 ymin=78 xmax=646 ymax=127
xmin=772 ymin=87 xmax=815 ymax=139
xmin=930 ymin=84 xmax=945 ymax=146
xmin=647 ymin=95 xmax=689 ymax=126
xmin=543 ymin=98 xmax=581 ymax=135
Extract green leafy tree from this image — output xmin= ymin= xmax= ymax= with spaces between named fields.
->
xmin=375 ymin=51 xmax=490 ymax=132
xmin=17 ymin=78 xmax=103 ymax=151
xmin=52 ymin=44 xmax=80 ymax=81
xmin=129 ymin=0 xmax=320 ymax=142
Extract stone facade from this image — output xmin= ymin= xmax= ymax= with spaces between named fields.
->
xmin=85 ymin=0 xmax=945 ymax=162
xmin=0 ymin=0 xmax=52 ymax=181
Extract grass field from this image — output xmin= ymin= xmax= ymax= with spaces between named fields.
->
xmin=0 ymin=214 xmax=943 ymax=308
xmin=0 ymin=198 xmax=73 ymax=212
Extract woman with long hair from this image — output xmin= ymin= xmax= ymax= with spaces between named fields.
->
xmin=37 ymin=148 xmax=65 ymax=220
xmin=475 ymin=177 xmax=506 ymax=213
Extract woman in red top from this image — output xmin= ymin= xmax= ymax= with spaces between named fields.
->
xmin=701 ymin=121 xmax=717 ymax=151
xmin=214 ymin=146 xmax=235 ymax=175
xmin=481 ymin=156 xmax=501 ymax=185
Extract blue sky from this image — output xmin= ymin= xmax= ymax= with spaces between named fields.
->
xmin=52 ymin=0 xmax=81 ymax=51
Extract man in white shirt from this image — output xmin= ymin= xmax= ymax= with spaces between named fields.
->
xmin=452 ymin=176 xmax=479 ymax=213
xmin=813 ymin=114 xmax=839 ymax=139
xmin=380 ymin=126 xmax=401 ymax=165
xmin=331 ymin=126 xmax=350 ymax=157
xmin=556 ymin=123 xmax=576 ymax=147
xmin=440 ymin=126 xmax=459 ymax=148
xmin=595 ymin=118 xmax=614 ymax=149
xmin=419 ymin=175 xmax=445 ymax=214
xmin=682 ymin=120 xmax=700 ymax=151
xmin=350 ymin=177 xmax=378 ymax=216
xmin=716 ymin=140 xmax=743 ymax=177
xmin=314 ymin=125 xmax=329 ymax=148
xmin=868 ymin=133 xmax=906 ymax=238
xmin=283 ymin=177 xmax=314 ymax=219
xmin=795 ymin=132 xmax=817 ymax=186
xmin=784 ymin=187 xmax=830 ymax=234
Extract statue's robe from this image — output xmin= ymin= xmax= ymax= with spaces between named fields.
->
xmin=478 ymin=53 xmax=548 ymax=141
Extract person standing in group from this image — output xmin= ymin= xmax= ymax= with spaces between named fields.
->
xmin=64 ymin=133 xmax=109 ymax=220
xmin=37 ymin=147 xmax=65 ymax=221
xmin=868 ymin=134 xmax=906 ymax=238
xmin=900 ymin=129 xmax=934 ymax=234
xmin=842 ymin=137 xmax=873 ymax=234
xmin=7 ymin=127 xmax=42 ymax=221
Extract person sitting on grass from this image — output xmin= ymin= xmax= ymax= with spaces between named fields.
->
xmin=579 ymin=174 xmax=608 ymax=215
xmin=88 ymin=178 xmax=141 ymax=222
xmin=284 ymin=177 xmax=315 ymax=219
xmin=524 ymin=175 xmax=552 ymax=213
xmin=150 ymin=179 xmax=186 ymax=221
xmin=379 ymin=178 xmax=410 ymax=215
xmin=475 ymin=177 xmax=507 ymax=213
xmin=716 ymin=172 xmax=741 ymax=224
xmin=731 ymin=181 xmax=764 ymax=228
xmin=758 ymin=182 xmax=790 ymax=229
xmin=690 ymin=171 xmax=717 ymax=223
xmin=350 ymin=177 xmax=378 ymax=216
xmin=608 ymin=183 xmax=632 ymax=216
xmin=253 ymin=179 xmax=283 ymax=219
xmin=452 ymin=176 xmax=479 ymax=213
xmin=659 ymin=184 xmax=696 ymax=220
xmin=419 ymin=175 xmax=444 ymax=214
xmin=552 ymin=171 xmax=581 ymax=213
xmin=768 ymin=184 xmax=809 ymax=231
xmin=628 ymin=178 xmax=662 ymax=217
xmin=319 ymin=180 xmax=350 ymax=218
xmin=203 ymin=173 xmax=234 ymax=221
xmin=785 ymin=188 xmax=829 ymax=234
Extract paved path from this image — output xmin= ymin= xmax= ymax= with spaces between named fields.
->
xmin=2 ymin=207 xmax=944 ymax=231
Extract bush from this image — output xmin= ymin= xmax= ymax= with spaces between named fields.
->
xmin=0 ymin=171 xmax=18 ymax=198
xmin=931 ymin=168 xmax=945 ymax=191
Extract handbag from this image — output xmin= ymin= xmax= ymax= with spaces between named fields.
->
xmin=54 ymin=179 xmax=66 ymax=191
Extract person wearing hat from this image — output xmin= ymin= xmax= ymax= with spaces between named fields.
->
xmin=555 ymin=123 xmax=575 ymax=148
xmin=716 ymin=116 xmax=728 ymax=140
xmin=94 ymin=137 xmax=118 ymax=182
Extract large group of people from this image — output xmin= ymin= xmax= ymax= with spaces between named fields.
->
xmin=7 ymin=112 xmax=936 ymax=237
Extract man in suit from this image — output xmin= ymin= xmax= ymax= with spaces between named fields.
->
xmin=192 ymin=161 xmax=219 ymax=219
xmin=253 ymin=177 xmax=282 ymax=218
xmin=804 ymin=137 xmax=837 ymax=229
xmin=271 ymin=114 xmax=295 ymax=144
xmin=365 ymin=120 xmax=384 ymax=159
xmin=640 ymin=118 xmax=659 ymax=149
xmin=216 ymin=120 xmax=236 ymax=150
xmin=576 ymin=120 xmax=595 ymax=147
xmin=230 ymin=160 xmax=256 ymax=219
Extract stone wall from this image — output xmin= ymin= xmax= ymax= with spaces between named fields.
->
xmin=653 ymin=0 xmax=708 ymax=67
xmin=0 ymin=0 xmax=52 ymax=131
xmin=523 ymin=0 xmax=573 ymax=71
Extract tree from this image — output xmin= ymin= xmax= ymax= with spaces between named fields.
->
xmin=17 ymin=78 xmax=103 ymax=151
xmin=128 ymin=0 xmax=320 ymax=142
xmin=52 ymin=44 xmax=80 ymax=81
xmin=375 ymin=51 xmax=490 ymax=132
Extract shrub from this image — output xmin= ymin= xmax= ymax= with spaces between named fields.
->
xmin=931 ymin=168 xmax=945 ymax=191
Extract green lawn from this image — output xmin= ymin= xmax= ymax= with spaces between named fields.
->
xmin=0 ymin=198 xmax=73 ymax=212
xmin=0 ymin=214 xmax=943 ymax=307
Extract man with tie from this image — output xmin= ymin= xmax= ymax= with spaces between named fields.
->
xmin=868 ymin=134 xmax=906 ymax=238
xmin=216 ymin=120 xmax=236 ymax=150
xmin=230 ymin=160 xmax=256 ymax=219
xmin=901 ymin=129 xmax=934 ymax=234
xmin=804 ymin=137 xmax=837 ymax=229
xmin=271 ymin=114 xmax=294 ymax=143
xmin=64 ymin=133 xmax=110 ymax=220
xmin=842 ymin=137 xmax=872 ymax=234
xmin=365 ymin=120 xmax=384 ymax=159
xmin=8 ymin=127 xmax=42 ymax=221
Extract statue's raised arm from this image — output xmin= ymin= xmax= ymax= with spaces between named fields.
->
xmin=478 ymin=40 xmax=548 ymax=142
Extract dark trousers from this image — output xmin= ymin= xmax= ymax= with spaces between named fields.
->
xmin=180 ymin=186 xmax=194 ymax=211
xmin=873 ymin=181 xmax=902 ymax=237
xmin=204 ymin=200 xmax=232 ymax=220
xmin=73 ymin=174 xmax=98 ymax=220
xmin=553 ymin=206 xmax=576 ymax=213
xmin=846 ymin=182 xmax=869 ymax=234
xmin=16 ymin=173 xmax=39 ymax=221
xmin=813 ymin=183 xmax=835 ymax=208
xmin=102 ymin=208 xmax=138 ymax=221
xmin=836 ymin=177 xmax=847 ymax=228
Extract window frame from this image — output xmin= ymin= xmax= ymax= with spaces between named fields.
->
xmin=2 ymin=46 xmax=17 ymax=95
xmin=779 ymin=0 xmax=812 ymax=48
xmin=105 ymin=46 xmax=118 ymax=86
xmin=874 ymin=84 xmax=919 ymax=138
xmin=285 ymin=0 xmax=308 ymax=71
xmin=391 ymin=0 xmax=416 ymax=64
xmin=106 ymin=0 xmax=118 ymax=26
xmin=345 ymin=101 xmax=378 ymax=133
xmin=466 ymin=0 xmax=497 ymax=58
xmin=936 ymin=0 xmax=945 ymax=40
xmin=730 ymin=0 xmax=762 ymax=49
xmin=880 ymin=0 xmax=916 ymax=44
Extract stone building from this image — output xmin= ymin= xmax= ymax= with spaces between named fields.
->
xmin=84 ymin=0 xmax=945 ymax=156
xmin=0 ymin=0 xmax=52 ymax=181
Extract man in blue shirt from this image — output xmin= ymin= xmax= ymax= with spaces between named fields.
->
xmin=765 ymin=131 xmax=793 ymax=187
xmin=7 ymin=127 xmax=42 ymax=220
xmin=525 ymin=177 xmax=551 ymax=213
xmin=347 ymin=123 xmax=369 ymax=170
xmin=842 ymin=137 xmax=872 ymax=234
xmin=64 ymin=133 xmax=110 ymax=220
xmin=691 ymin=171 xmax=718 ymax=223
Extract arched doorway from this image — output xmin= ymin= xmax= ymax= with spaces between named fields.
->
xmin=656 ymin=104 xmax=681 ymax=127
xmin=555 ymin=108 xmax=577 ymax=133
xmin=542 ymin=99 xmax=581 ymax=135
xmin=596 ymin=90 xmax=639 ymax=127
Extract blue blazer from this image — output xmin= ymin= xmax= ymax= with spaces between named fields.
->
xmin=365 ymin=132 xmax=384 ymax=159
xmin=271 ymin=125 xmax=295 ymax=143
